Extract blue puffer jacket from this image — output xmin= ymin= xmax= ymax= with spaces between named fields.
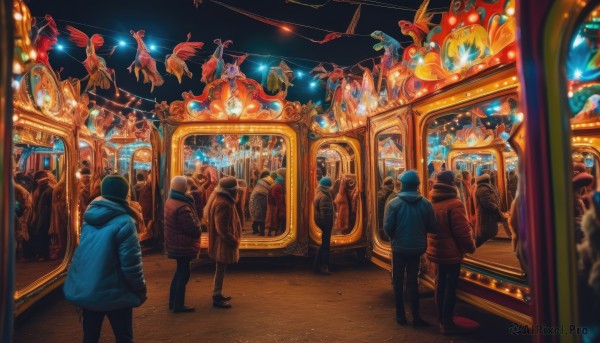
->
xmin=384 ymin=191 xmax=438 ymax=255
xmin=63 ymin=197 xmax=146 ymax=311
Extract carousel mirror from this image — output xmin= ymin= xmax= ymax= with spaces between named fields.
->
xmin=182 ymin=134 xmax=288 ymax=238
xmin=566 ymin=5 xmax=600 ymax=330
xmin=13 ymin=127 xmax=69 ymax=291
xmin=425 ymin=94 xmax=525 ymax=276
xmin=76 ymin=140 xmax=100 ymax=227
xmin=313 ymin=141 xmax=361 ymax=237
xmin=375 ymin=128 xmax=405 ymax=243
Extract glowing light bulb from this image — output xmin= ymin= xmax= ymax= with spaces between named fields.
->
xmin=448 ymin=16 xmax=457 ymax=25
xmin=468 ymin=13 xmax=479 ymax=23
xmin=507 ymin=50 xmax=516 ymax=59
xmin=14 ymin=12 xmax=22 ymax=21
xmin=119 ymin=40 xmax=126 ymax=46
xmin=574 ymin=69 xmax=582 ymax=79
xmin=506 ymin=7 xmax=515 ymax=16
xmin=258 ymin=64 xmax=266 ymax=71
xmin=57 ymin=44 xmax=64 ymax=51
xmin=310 ymin=81 xmax=317 ymax=88
xmin=13 ymin=62 xmax=22 ymax=74
xmin=150 ymin=45 xmax=156 ymax=51
xmin=12 ymin=114 xmax=19 ymax=122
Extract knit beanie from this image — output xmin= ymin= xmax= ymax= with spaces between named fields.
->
xmin=319 ymin=177 xmax=333 ymax=187
xmin=101 ymin=175 xmax=130 ymax=206
xmin=400 ymin=170 xmax=420 ymax=192
xmin=437 ymin=170 xmax=455 ymax=185
xmin=170 ymin=176 xmax=188 ymax=193
xmin=260 ymin=169 xmax=271 ymax=179
xmin=219 ymin=176 xmax=238 ymax=191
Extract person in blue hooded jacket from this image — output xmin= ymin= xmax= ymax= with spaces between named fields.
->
xmin=384 ymin=170 xmax=438 ymax=327
xmin=64 ymin=175 xmax=146 ymax=343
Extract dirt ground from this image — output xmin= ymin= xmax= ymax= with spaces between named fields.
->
xmin=13 ymin=252 xmax=530 ymax=343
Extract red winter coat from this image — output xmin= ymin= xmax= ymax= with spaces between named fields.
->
xmin=266 ymin=180 xmax=286 ymax=229
xmin=164 ymin=194 xmax=201 ymax=258
xmin=427 ymin=183 xmax=476 ymax=264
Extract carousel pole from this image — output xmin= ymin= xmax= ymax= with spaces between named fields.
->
xmin=0 ymin=0 xmax=14 ymax=340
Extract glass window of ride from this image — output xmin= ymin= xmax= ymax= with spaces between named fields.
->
xmin=566 ymin=6 xmax=600 ymax=332
xmin=13 ymin=128 xmax=69 ymax=292
xmin=312 ymin=141 xmax=361 ymax=240
xmin=182 ymin=134 xmax=289 ymax=238
xmin=425 ymin=95 xmax=525 ymax=275
xmin=375 ymin=128 xmax=405 ymax=243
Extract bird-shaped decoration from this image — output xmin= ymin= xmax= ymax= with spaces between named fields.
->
xmin=165 ymin=33 xmax=204 ymax=84
xmin=33 ymin=15 xmax=59 ymax=69
xmin=267 ymin=60 xmax=294 ymax=94
xmin=398 ymin=0 xmax=434 ymax=47
xmin=66 ymin=25 xmax=115 ymax=91
xmin=127 ymin=30 xmax=164 ymax=92
xmin=201 ymin=39 xmax=232 ymax=84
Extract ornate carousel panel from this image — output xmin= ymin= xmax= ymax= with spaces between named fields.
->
xmin=309 ymin=137 xmax=364 ymax=247
xmin=170 ymin=124 xmax=299 ymax=251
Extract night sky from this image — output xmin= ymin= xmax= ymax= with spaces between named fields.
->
xmin=28 ymin=0 xmax=449 ymax=112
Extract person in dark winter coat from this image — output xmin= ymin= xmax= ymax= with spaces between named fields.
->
xmin=28 ymin=171 xmax=55 ymax=261
xmin=266 ymin=168 xmax=286 ymax=236
xmin=377 ymin=177 xmax=396 ymax=238
xmin=474 ymin=174 xmax=503 ymax=247
xmin=428 ymin=171 xmax=476 ymax=335
xmin=137 ymin=174 xmax=153 ymax=226
xmin=249 ymin=170 xmax=272 ymax=235
xmin=165 ymin=176 xmax=202 ymax=313
xmin=63 ymin=175 xmax=146 ymax=343
xmin=314 ymin=177 xmax=334 ymax=275
xmin=204 ymin=176 xmax=243 ymax=309
xmin=384 ymin=170 xmax=438 ymax=327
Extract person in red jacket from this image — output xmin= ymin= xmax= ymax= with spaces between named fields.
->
xmin=427 ymin=171 xmax=476 ymax=335
xmin=164 ymin=176 xmax=201 ymax=313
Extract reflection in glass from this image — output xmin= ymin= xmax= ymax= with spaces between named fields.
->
xmin=425 ymin=96 xmax=524 ymax=273
xmin=183 ymin=134 xmax=287 ymax=237
xmin=13 ymin=129 xmax=68 ymax=291
xmin=375 ymin=128 xmax=404 ymax=243
xmin=316 ymin=143 xmax=359 ymax=236
xmin=568 ymin=8 xmax=600 ymax=335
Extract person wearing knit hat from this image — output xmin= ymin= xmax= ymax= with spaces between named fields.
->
xmin=164 ymin=176 xmax=201 ymax=313
xmin=64 ymin=175 xmax=147 ymax=342
xmin=259 ymin=169 xmax=271 ymax=180
xmin=384 ymin=170 xmax=438 ymax=326
xmin=428 ymin=170 xmax=476 ymax=334
xmin=377 ymin=176 xmax=397 ymax=240
xmin=314 ymin=177 xmax=334 ymax=275
xmin=250 ymin=171 xmax=274 ymax=235
xmin=474 ymin=172 xmax=504 ymax=247
xmin=204 ymin=176 xmax=242 ymax=309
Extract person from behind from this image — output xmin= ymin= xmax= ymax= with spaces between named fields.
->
xmin=384 ymin=170 xmax=438 ymax=327
xmin=314 ymin=177 xmax=334 ymax=275
xmin=427 ymin=171 xmax=476 ymax=335
xmin=266 ymin=168 xmax=286 ymax=236
xmin=204 ymin=176 xmax=243 ymax=308
xmin=474 ymin=173 xmax=503 ymax=247
xmin=377 ymin=177 xmax=396 ymax=236
xmin=249 ymin=170 xmax=272 ymax=236
xmin=165 ymin=176 xmax=202 ymax=313
xmin=63 ymin=175 xmax=146 ymax=343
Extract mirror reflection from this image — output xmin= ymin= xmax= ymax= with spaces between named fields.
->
xmin=425 ymin=95 xmax=524 ymax=274
xmin=375 ymin=128 xmax=404 ymax=243
xmin=315 ymin=143 xmax=359 ymax=236
xmin=183 ymin=134 xmax=288 ymax=238
xmin=13 ymin=128 xmax=68 ymax=290
xmin=567 ymin=6 xmax=600 ymax=331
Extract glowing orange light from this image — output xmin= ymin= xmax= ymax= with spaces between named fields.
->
xmin=506 ymin=7 xmax=515 ymax=16
xmin=507 ymin=50 xmax=515 ymax=59
xmin=468 ymin=13 xmax=479 ymax=23
xmin=448 ymin=16 xmax=457 ymax=25
xmin=281 ymin=26 xmax=291 ymax=32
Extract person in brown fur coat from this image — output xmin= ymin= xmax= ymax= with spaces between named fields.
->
xmin=204 ymin=176 xmax=242 ymax=308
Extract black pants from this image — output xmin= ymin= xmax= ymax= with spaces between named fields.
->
xmin=435 ymin=263 xmax=461 ymax=326
xmin=169 ymin=256 xmax=192 ymax=309
xmin=392 ymin=252 xmax=421 ymax=319
xmin=252 ymin=221 xmax=265 ymax=235
xmin=314 ymin=227 xmax=332 ymax=270
xmin=82 ymin=307 xmax=132 ymax=343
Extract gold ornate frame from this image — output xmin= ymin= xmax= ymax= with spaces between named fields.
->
xmin=12 ymin=113 xmax=77 ymax=315
xmin=309 ymin=137 xmax=363 ymax=246
xmin=170 ymin=123 xmax=299 ymax=250
xmin=366 ymin=108 xmax=410 ymax=263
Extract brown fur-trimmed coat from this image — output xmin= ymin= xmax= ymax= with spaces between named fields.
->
xmin=205 ymin=190 xmax=242 ymax=264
